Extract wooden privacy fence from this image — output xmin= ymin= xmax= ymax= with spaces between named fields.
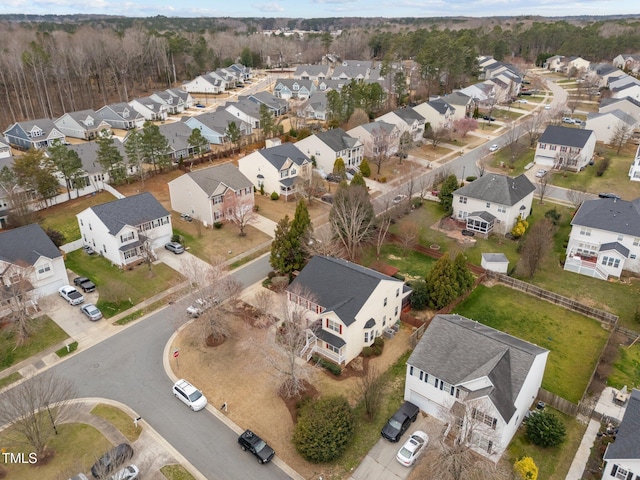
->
xmin=537 ymin=389 xmax=579 ymax=416
xmin=485 ymin=271 xmax=619 ymax=326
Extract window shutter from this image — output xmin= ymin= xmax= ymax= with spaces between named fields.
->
xmin=611 ymin=465 xmax=618 ymax=476
xmin=339 ymin=324 xmax=342 ymax=334
xmin=492 ymin=418 xmax=497 ymax=429
xmin=626 ymin=471 xmax=633 ymax=480
xmin=326 ymin=318 xmax=329 ymax=328
xmin=419 ymin=371 xmax=423 ymax=381
xmin=409 ymin=366 xmax=413 ymax=376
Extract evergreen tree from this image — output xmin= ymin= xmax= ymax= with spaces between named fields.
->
xmin=425 ymin=253 xmax=458 ymax=310
xmin=124 ymin=130 xmax=145 ymax=184
xmin=289 ymin=200 xmax=312 ymax=271
xmin=526 ymin=410 xmax=566 ymax=447
xmin=48 ymin=139 xmax=83 ymax=200
xmin=96 ymin=132 xmax=126 ymax=184
xmin=270 ymin=215 xmax=293 ymax=274
xmin=12 ymin=148 xmax=58 ymax=207
xmin=359 ymin=158 xmax=371 ymax=177
xmin=453 ymin=253 xmax=474 ymax=293
xmin=187 ymin=127 xmax=209 ymax=157
xmin=333 ymin=157 xmax=346 ymax=178
xmin=225 ymin=121 xmax=242 ymax=154
xmin=350 ymin=172 xmax=367 ymax=188
xmin=259 ymin=104 xmax=275 ymax=139
xmin=141 ymin=121 xmax=171 ymax=173
xmin=438 ymin=174 xmax=459 ymax=215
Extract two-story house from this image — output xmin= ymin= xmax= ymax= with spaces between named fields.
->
xmin=77 ymin=192 xmax=172 ymax=268
xmin=150 ymin=91 xmax=185 ymax=115
xmin=97 ymin=103 xmax=146 ymax=130
xmin=405 ymin=314 xmax=549 ymax=460
xmin=182 ymin=73 xmax=225 ymax=94
xmin=224 ymin=99 xmax=261 ymax=130
xmin=157 ymin=121 xmax=210 ymax=162
xmin=129 ymin=96 xmax=168 ymax=122
xmin=585 ymin=110 xmax=637 ymax=145
xmin=452 ymin=173 xmax=536 ymax=236
xmin=629 ymin=144 xmax=640 ymax=181
xmin=273 ymin=79 xmax=316 ymax=101
xmin=413 ymin=99 xmax=456 ymax=130
xmin=443 ymin=91 xmax=475 ymax=121
xmin=184 ymin=108 xmax=252 ymax=145
xmin=564 ymin=197 xmax=640 ymax=280
xmin=168 ymin=163 xmax=254 ymax=226
xmin=294 ymin=64 xmax=330 ymax=82
xmin=288 ymin=255 xmax=411 ymax=366
xmin=299 ymin=91 xmax=328 ymax=121
xmin=0 ymin=224 xmax=69 ymax=301
xmin=377 ymin=108 xmax=427 ymax=143
xmin=534 ymin=125 xmax=596 ymax=171
xmin=347 ymin=120 xmax=400 ymax=158
xmin=54 ymin=110 xmax=112 ymax=140
xmin=602 ymin=389 xmax=640 ymax=480
xmin=3 ymin=118 xmax=66 ymax=150
xmin=238 ymin=142 xmax=311 ymax=200
xmin=293 ymin=128 xmax=364 ymax=175
xmin=245 ymin=92 xmax=288 ymax=117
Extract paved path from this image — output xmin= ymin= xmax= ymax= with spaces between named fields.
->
xmin=565 ymin=418 xmax=600 ymax=480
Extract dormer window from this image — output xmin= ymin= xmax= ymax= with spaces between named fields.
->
xmin=84 ymin=117 xmax=94 ymax=127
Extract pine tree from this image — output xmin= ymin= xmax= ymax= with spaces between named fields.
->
xmin=350 ymin=172 xmax=367 ymax=188
xmin=425 ymin=253 xmax=458 ymax=309
xmin=453 ymin=253 xmax=474 ymax=293
xmin=359 ymin=158 xmax=371 ymax=177
xmin=289 ymin=200 xmax=312 ymax=271
xmin=438 ymin=174 xmax=459 ymax=215
xmin=96 ymin=132 xmax=126 ymax=184
xmin=270 ymin=215 xmax=293 ymax=274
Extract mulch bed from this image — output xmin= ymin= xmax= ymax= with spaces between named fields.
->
xmin=279 ymin=380 xmax=320 ymax=424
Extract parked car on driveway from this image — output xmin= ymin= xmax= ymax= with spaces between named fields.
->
xmin=172 ymin=379 xmax=207 ymax=411
xmin=536 ymin=169 xmax=548 ymax=178
xmin=238 ymin=429 xmax=275 ymax=464
xmin=396 ymin=431 xmax=429 ymax=466
xmin=81 ymin=303 xmax=103 ymax=321
xmin=106 ymin=465 xmax=139 ymax=480
xmin=381 ymin=401 xmax=420 ymax=442
xmin=165 ymin=242 xmax=185 ymax=254
xmin=91 ymin=444 xmax=133 ymax=479
xmin=393 ymin=194 xmax=408 ymax=204
xmin=59 ymin=285 xmax=85 ymax=306
xmin=74 ymin=276 xmax=96 ymax=293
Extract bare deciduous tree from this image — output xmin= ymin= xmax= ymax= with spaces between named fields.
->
xmin=329 ymin=184 xmax=376 ymax=261
xmin=399 ymin=221 xmax=420 ymax=254
xmin=536 ymin=175 xmax=550 ymax=204
xmin=0 ymin=371 xmax=77 ymax=457
xmin=354 ymin=366 xmax=384 ymax=420
xmin=1 ymin=263 xmax=39 ymax=346
xmin=522 ymin=112 xmax=545 ymax=147
xmin=224 ymin=192 xmax=257 ymax=237
xmin=610 ymin=121 xmax=632 ymax=154
xmin=517 ymin=218 xmax=555 ymax=278
xmin=375 ymin=213 xmax=392 ymax=259
xmin=504 ymin=122 xmax=525 ymax=167
xmin=566 ymin=189 xmax=592 ymax=210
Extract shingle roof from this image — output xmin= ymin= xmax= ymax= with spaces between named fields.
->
xmin=65 ymin=139 xmax=129 ymax=174
xmin=259 ymin=142 xmax=310 ymax=170
xmin=571 ymin=198 xmax=640 ymax=237
xmin=157 ymin=121 xmax=193 ymax=151
xmin=586 ymin=109 xmax=637 ymax=127
xmin=454 ymin=173 xmax=535 ymax=206
xmin=408 ymin=314 xmax=548 ymax=423
xmin=538 ymin=125 xmax=594 ymax=148
xmin=0 ymin=224 xmax=62 ymax=265
xmin=315 ymin=128 xmax=360 ymax=152
xmin=182 ymin=163 xmax=253 ymax=196
xmin=482 ymin=253 xmax=509 ymax=263
xmin=392 ymin=108 xmax=425 ymax=123
xmin=192 ymin=109 xmax=248 ymax=134
xmin=357 ymin=120 xmax=396 ymax=136
xmin=87 ymin=192 xmax=169 ymax=235
xmin=444 ymin=91 xmax=472 ymax=107
xmin=599 ymin=242 xmax=630 ymax=258
xmin=604 ymin=389 xmax=640 ymax=461
xmin=429 ymin=98 xmax=454 ymax=114
xmin=289 ymin=256 xmax=402 ymax=327
xmin=294 ymin=64 xmax=330 ymax=77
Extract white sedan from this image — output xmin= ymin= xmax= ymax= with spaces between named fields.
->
xmin=536 ymin=169 xmax=548 ymax=178
xmin=396 ymin=430 xmax=429 ymax=466
xmin=489 ymin=144 xmax=499 ymax=152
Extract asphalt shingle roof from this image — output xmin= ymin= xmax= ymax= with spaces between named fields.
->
xmin=454 ymin=173 xmax=535 ymax=206
xmin=538 ymin=125 xmax=595 ymax=148
xmin=392 ymin=108 xmax=425 ymax=123
xmin=315 ymin=128 xmax=360 ymax=152
xmin=87 ymin=192 xmax=169 ymax=235
xmin=289 ymin=256 xmax=403 ymax=327
xmin=0 ymin=224 xmax=62 ymax=265
xmin=183 ymin=163 xmax=252 ymax=196
xmin=259 ymin=142 xmax=310 ymax=170
xmin=408 ymin=314 xmax=548 ymax=423
xmin=604 ymin=389 xmax=640 ymax=461
xmin=571 ymin=198 xmax=640 ymax=237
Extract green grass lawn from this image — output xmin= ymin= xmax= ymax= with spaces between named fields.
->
xmin=161 ymin=464 xmax=197 ymax=480
xmin=0 ymin=315 xmax=68 ymax=370
xmin=507 ymin=409 xmax=586 ymax=480
xmin=490 ymin=147 xmax=536 ymax=176
xmin=362 ymin=244 xmax=437 ymax=281
xmin=0 ymin=371 xmax=22 ymax=389
xmin=454 ymin=284 xmax=609 ymax=403
xmin=608 ymin=343 xmax=640 ymax=390
xmin=64 ymin=250 xmax=182 ymax=318
xmin=91 ymin=404 xmax=142 ymax=442
xmin=38 ymin=191 xmax=116 ymax=242
xmin=0 ymin=423 xmax=112 ymax=480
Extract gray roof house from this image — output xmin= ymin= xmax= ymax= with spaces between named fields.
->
xmin=0 ymin=223 xmax=69 ymax=299
xmin=54 ymin=110 xmax=112 ymax=140
xmin=63 ymin=139 xmax=133 ymax=190
xmin=294 ymin=64 xmax=330 ymax=82
xmin=245 ymin=92 xmax=289 ymax=116
xmin=168 ymin=163 xmax=254 ymax=226
xmin=273 ymin=79 xmax=316 ymax=100
xmin=585 ymin=109 xmax=638 ymax=144
xmin=129 ymin=96 xmax=168 ymax=122
xmin=565 ymin=197 xmax=640 ymax=280
xmin=157 ymin=121 xmax=210 ymax=162
xmin=347 ymin=120 xmax=400 ymax=157
xmin=167 ymin=88 xmax=194 ymax=109
xmin=3 ymin=118 xmax=65 ymax=150
xmin=453 ymin=173 xmax=536 ymax=235
xmin=150 ymin=90 xmax=185 ymax=115
xmin=602 ymin=389 xmax=640 ymax=479
xmin=293 ymin=127 xmax=364 ymax=173
xmin=377 ymin=107 xmax=427 ymax=143
xmin=183 ymin=108 xmax=251 ymax=145
xmin=300 ymin=91 xmax=328 ymax=120
xmin=534 ymin=125 xmax=597 ymax=170
xmin=405 ymin=314 xmax=548 ymax=459
xmin=288 ymin=255 xmax=411 ymax=366
xmin=97 ymin=103 xmax=146 ymax=130
xmin=225 ymin=98 xmax=261 ymax=129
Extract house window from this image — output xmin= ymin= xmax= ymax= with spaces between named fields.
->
xmin=579 ymin=228 xmax=591 ymax=237
xmin=383 ymin=297 xmax=387 ymax=306
xmin=560 ymin=146 xmax=567 ymax=152
xmin=280 ymin=170 xmax=288 ymax=178
xmin=396 ymin=288 xmax=400 ymax=297
xmin=213 ymin=196 xmax=223 ymax=204
xmin=80 ymin=219 xmax=83 ymax=226
xmin=395 ymin=306 xmax=398 ymax=317
xmin=364 ymin=331 xmax=370 ymax=343
xmin=601 ymin=256 xmax=620 ymax=268
xmin=550 ymin=145 xmax=557 ymax=151
xmin=409 ymin=366 xmax=414 ymax=376
xmin=610 ymin=465 xmax=631 ymax=480
xmin=103 ymin=245 xmax=107 ymax=253
xmin=631 ymin=254 xmax=637 ymax=260
xmin=89 ymin=223 xmax=92 ymax=231
xmin=539 ymin=143 xmax=546 ymax=149
xmin=486 ymin=202 xmax=491 ymax=208
xmin=633 ymin=238 xmax=640 ymax=246
xmin=497 ymin=205 xmax=506 ymax=213
xmin=382 ymin=315 xmax=386 ymax=327
xmin=120 ymin=232 xmax=135 ymax=243
xmin=459 ymin=196 xmax=467 ymax=204
xmin=617 ymin=235 xmax=624 ymax=242
xmin=37 ymin=263 xmax=51 ymax=275
xmin=472 ymin=408 xmax=498 ymax=429
xmin=325 ymin=343 xmax=340 ymax=354
xmin=423 ymin=373 xmax=429 ymax=383
xmin=123 ymin=249 xmax=137 ymax=260
xmin=419 ymin=371 xmax=423 ymax=381
xmin=326 ymin=319 xmax=341 ymax=334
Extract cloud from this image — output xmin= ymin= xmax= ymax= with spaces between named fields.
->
xmin=252 ymin=2 xmax=285 ymax=12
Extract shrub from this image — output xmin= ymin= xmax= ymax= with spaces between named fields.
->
xmin=259 ymin=184 xmax=265 ymax=196
xmin=253 ymin=204 xmax=260 ymax=212
xmin=171 ymin=234 xmax=182 ymax=243
xmin=359 ymin=158 xmax=371 ymax=177
xmin=293 ymin=396 xmax=354 ymax=463
xmin=213 ymin=222 xmax=223 ymax=229
xmin=511 ymin=214 xmax=529 ymax=239
xmin=361 ymin=347 xmax=374 ymax=357
xmin=596 ymin=157 xmax=610 ymax=177
xmin=409 ymin=279 xmax=429 ymax=310
xmin=526 ymin=410 xmax=566 ymax=447
xmin=465 ymin=176 xmax=477 ymax=182
xmin=514 ymin=456 xmax=538 ymax=480
xmin=270 ymin=192 xmax=279 ymax=200
xmin=545 ymin=208 xmax=561 ymax=225
xmin=379 ymin=176 xmax=387 ymax=183
xmin=312 ymin=355 xmax=342 ymax=376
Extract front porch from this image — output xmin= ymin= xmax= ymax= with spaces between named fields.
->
xmin=300 ymin=320 xmax=346 ymax=365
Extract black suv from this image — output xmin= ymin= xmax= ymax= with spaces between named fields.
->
xmin=74 ymin=276 xmax=96 ymax=293
xmin=381 ymin=401 xmax=420 ymax=442
xmin=91 ymin=443 xmax=133 ymax=478
xmin=238 ymin=429 xmax=275 ymax=464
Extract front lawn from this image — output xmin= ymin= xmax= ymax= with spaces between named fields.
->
xmin=507 ymin=409 xmax=586 ymax=480
xmin=455 ymin=284 xmax=609 ymax=403
xmin=490 ymin=147 xmax=536 ymax=175
xmin=161 ymin=465 xmax=197 ymax=480
xmin=0 ymin=315 xmax=68 ymax=370
xmin=91 ymin=404 xmax=141 ymax=442
xmin=64 ymin=250 xmax=182 ymax=318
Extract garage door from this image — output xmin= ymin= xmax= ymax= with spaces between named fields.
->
xmin=408 ymin=390 xmax=442 ymax=418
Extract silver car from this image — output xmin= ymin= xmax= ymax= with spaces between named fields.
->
xmin=165 ymin=242 xmax=185 ymax=254
xmin=81 ymin=303 xmax=103 ymax=321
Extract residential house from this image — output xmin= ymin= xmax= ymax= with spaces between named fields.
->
xmin=566 ymin=56 xmax=591 ymax=76
xmin=452 ymin=173 xmax=536 ymax=236
xmin=0 ymin=223 xmax=69 ymax=299
xmin=317 ymin=78 xmax=346 ymax=92
xmin=273 ymin=79 xmax=316 ymax=100
xmin=64 ymin=139 xmax=135 ymax=192
xmin=331 ymin=64 xmax=369 ymax=81
xmin=167 ymin=88 xmax=194 ymax=110
xmin=413 ymin=99 xmax=456 ymax=130
xmin=3 ymin=118 xmax=65 ymax=150
xmin=294 ymin=64 xmax=330 ymax=82
xmin=377 ymin=108 xmax=426 ymax=143
xmin=238 ymin=142 xmax=311 ymax=200
xmin=150 ymin=91 xmax=185 ymax=115
xmin=288 ymin=255 xmax=411 ymax=366
xmin=293 ymin=128 xmax=364 ymax=174
xmin=77 ymin=192 xmax=172 ymax=268
xmin=246 ymin=92 xmax=288 ymax=117
xmin=347 ymin=120 xmax=400 ymax=158
xmin=97 ymin=103 xmax=145 ymax=130
xmin=213 ymin=68 xmax=241 ymax=89
xmin=182 ymin=73 xmax=225 ymax=94
xmin=545 ymin=55 xmax=565 ymax=72
xmin=629 ymin=144 xmax=640 ymax=181
xmin=226 ymin=63 xmax=252 ymax=82
xmin=611 ymin=81 xmax=640 ymax=101
xmin=613 ymin=53 xmax=640 ymax=73
xmin=534 ymin=125 xmax=596 ymax=171
xmin=602 ymin=389 xmax=640 ymax=480
xmin=459 ymin=83 xmax=497 ymax=108
xmin=224 ymin=98 xmax=261 ymax=129
xmin=184 ymin=108 xmax=251 ymax=145
xmin=299 ymin=91 xmax=328 ymax=120
xmin=564 ymin=197 xmax=640 ymax=280
xmin=588 ymin=64 xmax=626 ymax=88
xmin=168 ymin=163 xmax=254 ymax=226
xmin=54 ymin=110 xmax=112 ymax=140
xmin=405 ymin=314 xmax=548 ymax=460
xmin=0 ymin=185 xmax=10 ymax=229
xmin=0 ymin=140 xmax=11 ymax=159
xmin=585 ymin=110 xmax=637 ymax=144
xmin=444 ymin=91 xmax=475 ymax=121
xmin=157 ymin=121 xmax=210 ymax=162
xmin=129 ymin=97 xmax=168 ymax=122
xmin=599 ymin=96 xmax=640 ymax=119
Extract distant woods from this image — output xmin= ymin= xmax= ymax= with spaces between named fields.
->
xmin=2 ymin=15 xmax=640 ymax=128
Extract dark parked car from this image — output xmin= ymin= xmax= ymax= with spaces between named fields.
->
xmin=83 ymin=245 xmax=96 ymax=255
xmin=381 ymin=401 xmax=420 ymax=442
xmin=74 ymin=276 xmax=96 ymax=293
xmin=482 ymin=115 xmax=496 ymax=121
xmin=91 ymin=444 xmax=134 ymax=479
xmin=238 ymin=429 xmax=275 ymax=464
xmin=598 ymin=192 xmax=620 ymax=199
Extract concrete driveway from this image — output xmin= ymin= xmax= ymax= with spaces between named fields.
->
xmin=349 ymin=414 xmax=445 ymax=480
xmin=155 ymin=247 xmax=212 ymax=278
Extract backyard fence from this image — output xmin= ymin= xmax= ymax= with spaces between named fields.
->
xmin=537 ymin=389 xmax=579 ymax=417
xmin=485 ymin=271 xmax=619 ymax=326
xmin=409 ymin=322 xmax=429 ymax=348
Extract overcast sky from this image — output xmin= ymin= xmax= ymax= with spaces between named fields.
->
xmin=1 ymin=0 xmax=639 ymax=18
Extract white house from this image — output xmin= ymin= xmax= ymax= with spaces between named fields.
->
xmin=0 ymin=224 xmax=69 ymax=300
xmin=377 ymin=108 xmax=426 ymax=143
xmin=534 ymin=125 xmax=596 ymax=171
xmin=602 ymin=389 xmax=640 ymax=480
xmin=599 ymin=96 xmax=640 ymax=119
xmin=612 ymin=82 xmax=640 ymax=101
xmin=413 ymin=99 xmax=456 ymax=130
xmin=77 ymin=192 xmax=172 ymax=268
xmin=613 ymin=53 xmax=640 ymax=73
xmin=287 ymin=255 xmax=411 ymax=366
xmin=129 ymin=97 xmax=168 ymax=122
xmin=564 ymin=197 xmax=640 ymax=280
xmin=452 ymin=173 xmax=536 ymax=236
xmin=182 ymin=73 xmax=225 ymax=94
xmin=294 ymin=64 xmax=330 ymax=82
xmin=293 ymin=128 xmax=364 ymax=175
xmin=97 ymin=103 xmax=145 ymax=130
xmin=629 ymin=144 xmax=640 ymax=181
xmin=224 ymin=99 xmax=261 ymax=130
xmin=347 ymin=120 xmax=400 ymax=158
xmin=54 ymin=110 xmax=112 ymax=140
xmin=168 ymin=163 xmax=254 ymax=226
xmin=405 ymin=314 xmax=549 ymax=460
xmin=585 ymin=110 xmax=638 ymax=144
xmin=443 ymin=91 xmax=475 ymax=121
xmin=0 ymin=140 xmax=11 ymax=159
xmin=238 ymin=142 xmax=312 ymax=200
